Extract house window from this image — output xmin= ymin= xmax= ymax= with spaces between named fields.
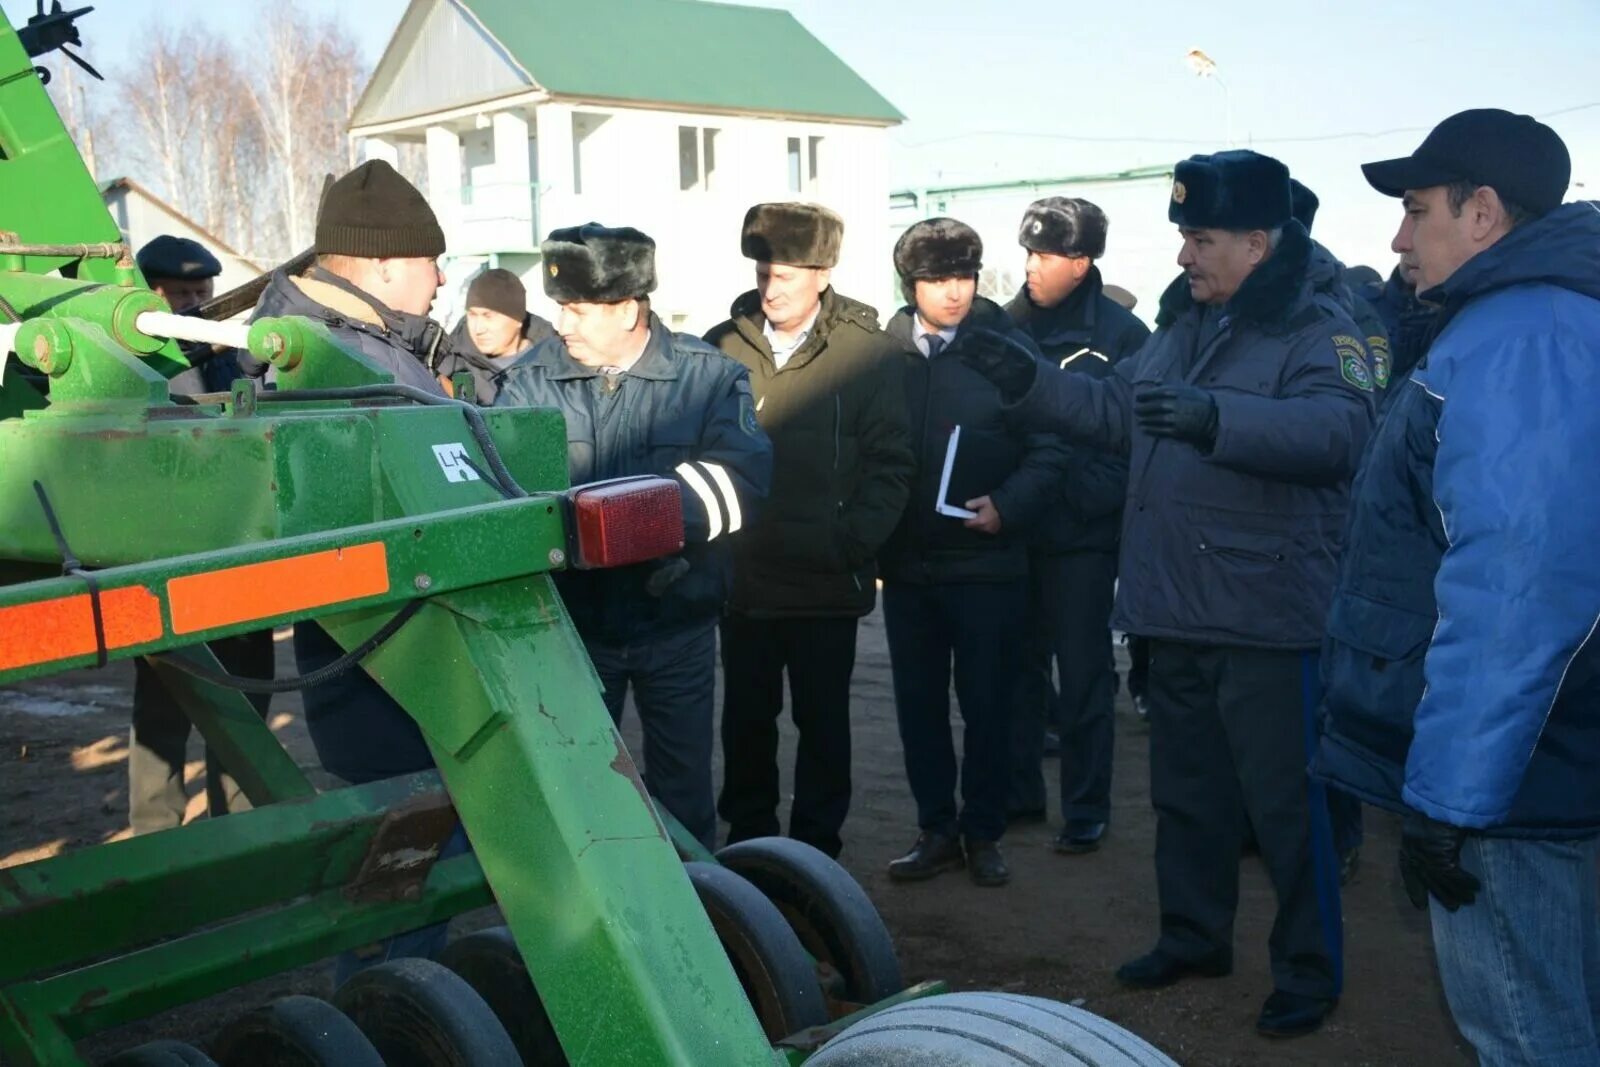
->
xmin=679 ymin=125 xmax=719 ymax=191
xmin=787 ymin=135 xmax=822 ymax=193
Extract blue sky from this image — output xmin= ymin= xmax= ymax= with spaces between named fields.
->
xmin=30 ymin=0 xmax=1600 ymax=274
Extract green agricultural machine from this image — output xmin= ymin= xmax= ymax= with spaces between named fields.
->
xmin=0 ymin=6 xmax=1178 ymax=1065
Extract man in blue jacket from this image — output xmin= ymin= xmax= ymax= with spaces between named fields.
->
xmin=962 ymin=150 xmax=1373 ymax=1036
xmin=495 ymin=224 xmax=773 ymax=850
xmin=1315 ymin=109 xmax=1600 ymax=1065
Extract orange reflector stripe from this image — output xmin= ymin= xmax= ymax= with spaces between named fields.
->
xmin=167 ymin=543 xmax=390 ymax=635
xmin=0 ymin=586 xmax=163 ymax=671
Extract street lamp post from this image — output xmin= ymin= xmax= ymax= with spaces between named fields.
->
xmin=1184 ymin=48 xmax=1232 ymax=147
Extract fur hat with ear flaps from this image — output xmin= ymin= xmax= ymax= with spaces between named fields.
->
xmin=741 ymin=202 xmax=844 ymax=268
xmin=540 ymin=223 xmax=657 ymax=304
xmin=1289 ymin=179 xmax=1320 ymax=234
xmin=1018 ymin=197 xmax=1108 ymax=259
xmin=1168 ymin=150 xmax=1292 ymax=231
xmin=893 ymin=217 xmax=983 ymax=286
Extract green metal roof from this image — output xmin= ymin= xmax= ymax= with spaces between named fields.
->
xmin=457 ymin=0 xmax=901 ymax=124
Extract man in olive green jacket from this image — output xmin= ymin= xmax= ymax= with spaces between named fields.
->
xmin=705 ymin=202 xmax=914 ymax=857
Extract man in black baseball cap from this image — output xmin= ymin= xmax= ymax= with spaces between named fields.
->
xmin=1317 ymin=111 xmax=1600 ymax=1065
xmin=1360 ymin=108 xmax=1570 ymax=292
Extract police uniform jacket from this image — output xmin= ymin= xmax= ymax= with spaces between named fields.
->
xmin=705 ymin=287 xmax=913 ymax=618
xmin=880 ymin=297 xmax=1071 ymax=585
xmin=495 ymin=316 xmax=774 ymax=645
xmin=1010 ymin=221 xmax=1375 ymax=650
xmin=1314 ymin=202 xmax=1600 ymax=837
xmin=1005 ymin=267 xmax=1151 ymax=555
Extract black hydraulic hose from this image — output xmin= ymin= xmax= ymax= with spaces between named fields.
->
xmin=150 ymin=600 xmax=425 ymax=693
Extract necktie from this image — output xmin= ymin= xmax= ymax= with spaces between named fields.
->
xmin=924 ymin=334 xmax=946 ymax=358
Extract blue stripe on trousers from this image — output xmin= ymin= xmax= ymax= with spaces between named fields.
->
xmin=1300 ymin=651 xmax=1345 ymax=994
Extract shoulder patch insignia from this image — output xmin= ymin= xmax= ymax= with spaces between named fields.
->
xmin=733 ymin=379 xmax=762 ymax=435
xmin=1332 ymin=334 xmax=1373 ymax=391
xmin=1366 ymin=335 xmax=1392 ymax=390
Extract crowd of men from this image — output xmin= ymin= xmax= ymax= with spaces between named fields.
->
xmin=129 ymin=106 xmax=1599 ymax=1059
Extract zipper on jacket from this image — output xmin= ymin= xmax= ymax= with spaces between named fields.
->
xmin=1197 ymin=539 xmax=1285 ymax=563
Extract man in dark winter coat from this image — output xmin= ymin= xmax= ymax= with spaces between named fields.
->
xmin=1290 ymin=179 xmax=1378 ymax=882
xmin=962 ymin=151 xmax=1373 ymax=1036
xmin=127 ymin=235 xmax=275 ymax=834
xmin=438 ymin=267 xmax=556 ymax=405
xmin=879 ymin=217 xmax=1070 ymax=888
xmin=705 ymin=203 xmax=913 ymax=858
xmin=250 ymin=161 xmax=454 ymax=789
xmin=495 ymin=223 xmax=773 ymax=850
xmin=247 ymin=159 xmax=460 ymax=978
xmin=1003 ymin=197 xmax=1150 ymax=853
xmin=1315 ymin=110 xmax=1600 ymax=1065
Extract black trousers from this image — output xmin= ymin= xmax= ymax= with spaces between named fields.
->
xmin=718 ymin=614 xmax=859 ymax=858
xmin=1147 ymin=639 xmax=1342 ymax=999
xmin=883 ymin=580 xmax=1026 ymax=843
xmin=129 ymin=631 xmax=274 ymax=835
xmin=1010 ymin=550 xmax=1118 ymax=822
xmin=588 ymin=621 xmax=719 ymax=851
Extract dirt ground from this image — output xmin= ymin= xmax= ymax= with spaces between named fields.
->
xmin=0 ymin=610 xmax=1473 ymax=1066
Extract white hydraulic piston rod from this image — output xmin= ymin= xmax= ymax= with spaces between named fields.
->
xmin=132 ymin=310 xmax=251 ymax=350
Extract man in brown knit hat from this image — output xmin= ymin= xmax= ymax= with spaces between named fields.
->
xmin=251 ymin=158 xmax=451 ymax=392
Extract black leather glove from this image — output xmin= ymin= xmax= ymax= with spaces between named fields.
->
xmin=644 ymin=557 xmax=690 ymax=597
xmin=1398 ymin=813 xmax=1480 ymax=912
xmin=1133 ymin=385 xmax=1219 ymax=446
xmin=959 ymin=328 xmax=1038 ymax=403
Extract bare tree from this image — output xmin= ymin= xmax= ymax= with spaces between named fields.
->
xmin=117 ymin=26 xmax=194 ymax=210
xmin=45 ymin=55 xmax=117 ymax=181
xmin=41 ymin=6 xmax=369 ymax=264
xmin=245 ymin=1 xmax=368 ymax=258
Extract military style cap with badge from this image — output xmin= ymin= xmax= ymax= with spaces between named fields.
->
xmin=1018 ymin=196 xmax=1108 ymax=260
xmin=740 ymin=202 xmax=843 ymax=268
xmin=541 ymin=223 xmax=657 ymax=304
xmin=136 ymin=235 xmax=221 ymax=282
xmin=1168 ymin=149 xmax=1293 ymax=231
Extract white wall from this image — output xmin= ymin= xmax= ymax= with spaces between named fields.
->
xmin=364 ymin=102 xmax=895 ymax=337
xmin=103 ymin=187 xmax=263 ymax=295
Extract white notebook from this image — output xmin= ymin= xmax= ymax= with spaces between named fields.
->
xmin=936 ymin=426 xmax=979 ymax=519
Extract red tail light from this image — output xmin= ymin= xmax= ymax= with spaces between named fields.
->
xmin=568 ymin=476 xmax=685 ymax=569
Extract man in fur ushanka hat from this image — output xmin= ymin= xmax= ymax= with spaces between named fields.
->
xmin=495 ymin=223 xmax=773 ymax=851
xmin=1002 ymin=197 xmax=1151 ymax=854
xmin=961 ymin=149 xmax=1376 ymax=1037
xmin=875 ymin=217 xmax=1070 ymax=890
xmin=705 ymin=204 xmax=912 ymax=859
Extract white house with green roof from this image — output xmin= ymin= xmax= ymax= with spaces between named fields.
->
xmin=350 ymin=0 xmax=903 ymax=332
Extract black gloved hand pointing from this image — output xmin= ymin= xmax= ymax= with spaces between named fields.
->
xmin=1133 ymin=384 xmax=1219 ymax=446
xmin=1398 ymin=813 xmax=1480 ymax=912
xmin=959 ymin=328 xmax=1039 ymax=403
